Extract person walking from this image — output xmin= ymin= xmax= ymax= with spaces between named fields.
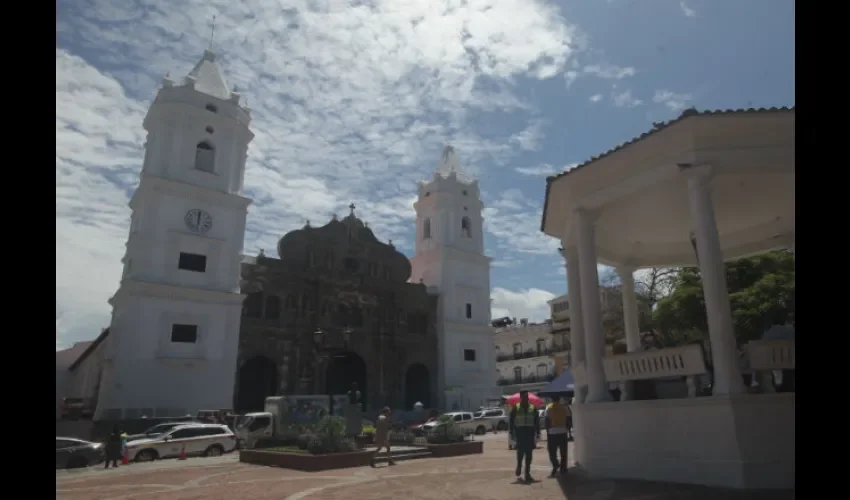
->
xmin=370 ymin=407 xmax=395 ymax=467
xmin=509 ymin=390 xmax=540 ymax=482
xmin=545 ymin=395 xmax=569 ymax=477
xmin=104 ymin=426 xmax=122 ymax=469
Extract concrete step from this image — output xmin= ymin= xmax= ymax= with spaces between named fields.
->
xmin=371 ymin=450 xmax=433 ymax=465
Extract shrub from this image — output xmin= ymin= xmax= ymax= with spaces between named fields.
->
xmin=361 ymin=424 xmax=376 ymax=436
xmin=300 ymin=415 xmax=358 ymax=454
xmin=296 ymin=433 xmax=314 ymax=450
xmin=426 ymin=419 xmax=466 ymax=444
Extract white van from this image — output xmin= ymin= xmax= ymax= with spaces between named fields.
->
xmin=125 ymin=424 xmax=236 ymax=462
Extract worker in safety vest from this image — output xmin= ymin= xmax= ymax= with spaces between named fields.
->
xmin=509 ymin=390 xmax=540 ymax=482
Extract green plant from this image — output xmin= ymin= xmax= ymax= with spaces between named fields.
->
xmin=300 ymin=416 xmax=358 ymax=454
xmin=361 ymin=424 xmax=376 ymax=436
xmin=296 ymin=433 xmax=314 ymax=450
xmin=426 ymin=418 xmax=466 ymax=444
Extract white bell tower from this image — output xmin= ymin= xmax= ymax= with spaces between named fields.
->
xmin=95 ymin=49 xmax=253 ymax=420
xmin=410 ymin=146 xmax=498 ymax=410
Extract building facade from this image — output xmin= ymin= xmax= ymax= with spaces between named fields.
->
xmin=235 ymin=209 xmax=439 ymax=412
xmin=95 ymin=49 xmax=253 ymax=419
xmin=409 ymin=147 xmax=499 ymax=410
xmin=493 ymin=319 xmax=569 ymax=394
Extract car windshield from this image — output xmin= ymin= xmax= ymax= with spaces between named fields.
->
xmin=473 ymin=412 xmax=483 ymax=418
xmin=236 ymin=417 xmax=254 ymax=430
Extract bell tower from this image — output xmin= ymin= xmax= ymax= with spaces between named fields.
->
xmin=410 ymin=146 xmax=497 ymax=410
xmin=95 ymin=49 xmax=253 ymax=420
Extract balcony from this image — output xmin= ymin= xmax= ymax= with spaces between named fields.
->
xmin=496 ymin=373 xmax=557 ymax=386
xmin=496 ymin=345 xmax=569 ymax=362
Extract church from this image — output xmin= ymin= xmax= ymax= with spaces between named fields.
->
xmin=92 ymin=49 xmax=497 ymax=420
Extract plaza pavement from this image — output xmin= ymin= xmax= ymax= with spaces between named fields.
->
xmin=56 ymin=434 xmax=794 ymax=500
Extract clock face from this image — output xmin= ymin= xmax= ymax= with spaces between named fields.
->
xmin=184 ymin=209 xmax=213 ymax=234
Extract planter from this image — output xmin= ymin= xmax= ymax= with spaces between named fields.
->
xmin=240 ymin=449 xmax=373 ymax=471
xmin=353 ymin=435 xmax=372 ymax=449
xmin=426 ymin=440 xmax=483 ymax=458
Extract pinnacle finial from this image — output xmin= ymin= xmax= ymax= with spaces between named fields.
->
xmin=349 ymin=203 xmax=356 ymax=215
xmin=208 ymin=15 xmax=216 ymax=50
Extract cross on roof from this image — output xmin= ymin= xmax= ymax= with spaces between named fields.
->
xmin=349 ymin=203 xmax=356 ymax=215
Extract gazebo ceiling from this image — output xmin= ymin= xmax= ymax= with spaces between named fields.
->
xmin=541 ymin=107 xmax=795 ymax=268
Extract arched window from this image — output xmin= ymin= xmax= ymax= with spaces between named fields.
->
xmin=265 ymin=296 xmax=281 ymax=319
xmin=195 ymin=141 xmax=215 ymax=173
xmin=536 ymin=338 xmax=546 ymax=355
xmin=423 ymin=218 xmax=431 ymax=239
xmin=513 ymin=366 xmax=522 ymax=382
xmin=243 ymin=292 xmax=263 ymax=318
xmin=536 ymin=364 xmax=548 ymax=378
xmin=461 ymin=216 xmax=471 ymax=237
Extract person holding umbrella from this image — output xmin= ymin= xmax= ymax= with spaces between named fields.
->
xmin=509 ymin=390 xmax=540 ymax=483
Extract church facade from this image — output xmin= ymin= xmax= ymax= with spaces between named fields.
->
xmin=93 ymin=49 xmax=497 ymax=420
xmin=235 ymin=208 xmax=439 ymax=412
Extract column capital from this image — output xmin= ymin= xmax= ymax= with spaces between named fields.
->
xmin=680 ymin=163 xmax=715 ymax=189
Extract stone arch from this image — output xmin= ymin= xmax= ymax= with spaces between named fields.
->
xmin=194 ymin=141 xmax=215 ymax=173
xmin=326 ymin=351 xmax=368 ymax=408
xmin=461 ymin=216 xmax=471 ymax=237
xmin=404 ymin=363 xmax=431 ymax=409
xmin=236 ymin=355 xmax=278 ymax=412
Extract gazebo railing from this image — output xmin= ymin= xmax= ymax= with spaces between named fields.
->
xmin=602 ymin=344 xmax=708 ymax=398
xmin=745 ymin=339 xmax=795 ymax=393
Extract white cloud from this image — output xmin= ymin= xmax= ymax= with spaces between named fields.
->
xmin=56 ymin=0 xmax=579 ymax=348
xmin=513 ymin=162 xmax=577 ymax=176
xmin=565 ymin=62 xmax=635 ymax=87
xmin=680 ymin=1 xmax=697 ymax=17
xmin=491 ymin=287 xmax=557 ymax=322
xmin=484 ymin=188 xmax=561 ymax=256
xmin=653 ymin=89 xmax=693 ymax=112
xmin=612 ymin=89 xmax=643 ymax=108
xmin=589 ymin=94 xmax=603 ymax=103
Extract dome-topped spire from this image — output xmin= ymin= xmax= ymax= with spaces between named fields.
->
xmin=436 ymin=145 xmax=473 ymax=182
xmin=185 ymin=49 xmax=231 ymax=100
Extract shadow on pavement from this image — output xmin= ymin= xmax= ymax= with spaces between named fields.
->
xmin=554 ymin=468 xmax=795 ymax=500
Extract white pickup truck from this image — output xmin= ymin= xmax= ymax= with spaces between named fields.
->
xmin=421 ymin=412 xmax=489 ymax=436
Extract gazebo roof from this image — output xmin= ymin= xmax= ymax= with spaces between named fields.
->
xmin=540 ymin=106 xmax=795 ymax=268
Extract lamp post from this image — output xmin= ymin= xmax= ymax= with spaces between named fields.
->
xmin=312 ymin=327 xmax=353 ymax=411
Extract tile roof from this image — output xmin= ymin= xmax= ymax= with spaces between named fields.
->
xmin=540 ymin=106 xmax=795 ymax=233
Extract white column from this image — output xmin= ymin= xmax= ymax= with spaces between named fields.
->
xmin=575 ymin=209 xmax=611 ymax=403
xmin=617 ymin=266 xmax=642 ymax=401
xmin=686 ymin=172 xmax=747 ymax=396
xmin=617 ymin=266 xmax=642 ymax=353
xmin=563 ymin=246 xmax=587 ymax=402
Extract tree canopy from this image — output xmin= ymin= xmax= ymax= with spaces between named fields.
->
xmin=652 ymin=250 xmax=795 ymax=347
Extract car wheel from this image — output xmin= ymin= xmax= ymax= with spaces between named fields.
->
xmin=496 ymin=421 xmax=508 ymax=431
xmin=475 ymin=425 xmax=487 ymax=435
xmin=135 ymin=449 xmax=158 ymax=462
xmin=66 ymin=456 xmax=88 ymax=469
xmin=204 ymin=445 xmax=224 ymax=457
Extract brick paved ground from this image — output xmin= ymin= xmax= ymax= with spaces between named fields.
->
xmin=56 ymin=437 xmax=794 ymax=500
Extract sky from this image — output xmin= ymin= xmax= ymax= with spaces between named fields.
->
xmin=56 ymin=0 xmax=795 ymax=350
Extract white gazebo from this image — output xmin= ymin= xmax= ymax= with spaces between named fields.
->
xmin=541 ymin=107 xmax=795 ymax=489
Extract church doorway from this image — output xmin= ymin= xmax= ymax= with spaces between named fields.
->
xmin=325 ymin=351 xmax=367 ymax=408
xmin=236 ymin=356 xmax=278 ymax=412
xmin=404 ymin=363 xmax=431 ymax=409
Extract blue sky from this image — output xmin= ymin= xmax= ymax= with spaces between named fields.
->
xmin=56 ymin=0 xmax=794 ymax=349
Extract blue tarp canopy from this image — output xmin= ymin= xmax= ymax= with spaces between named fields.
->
xmin=538 ymin=369 xmax=576 ymax=396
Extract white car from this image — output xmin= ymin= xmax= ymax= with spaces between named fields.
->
xmin=473 ymin=408 xmax=509 ymax=433
xmin=125 ymin=424 xmax=236 ymax=462
xmin=422 ymin=412 xmax=484 ymax=436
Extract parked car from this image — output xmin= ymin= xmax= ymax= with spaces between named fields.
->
xmin=473 ymin=408 xmax=509 ymax=432
xmin=125 ymin=421 xmax=202 ymax=442
xmin=59 ymin=397 xmax=95 ymax=420
xmin=125 ymin=424 xmax=237 ymax=462
xmin=56 ymin=437 xmax=104 ymax=469
xmin=409 ymin=416 xmax=438 ymax=436
xmin=423 ymin=412 xmax=485 ymax=436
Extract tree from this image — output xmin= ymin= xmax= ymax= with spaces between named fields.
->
xmin=652 ymin=251 xmax=795 ymax=347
